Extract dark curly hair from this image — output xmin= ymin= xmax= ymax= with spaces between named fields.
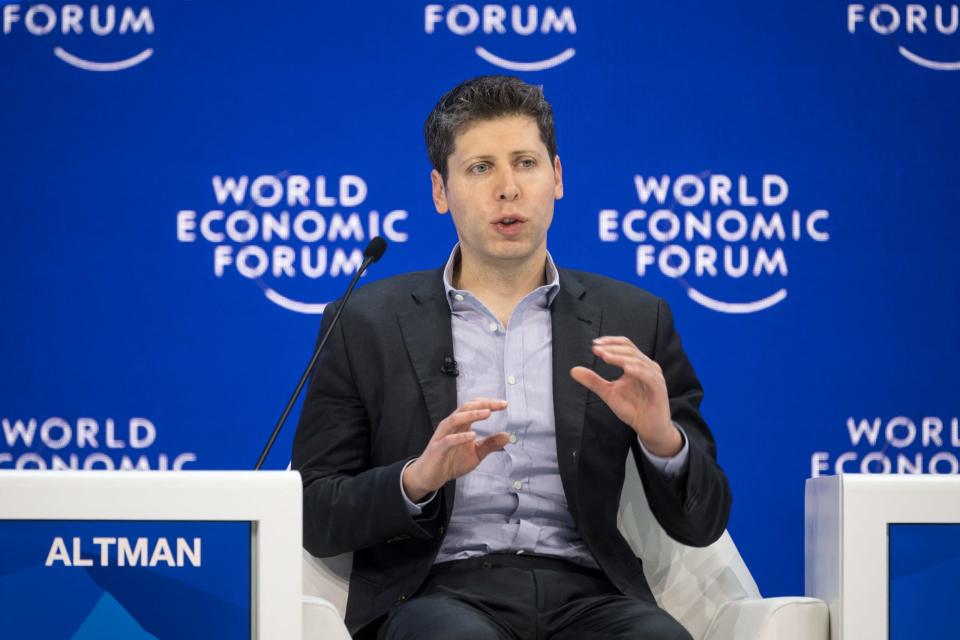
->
xmin=424 ymin=75 xmax=558 ymax=183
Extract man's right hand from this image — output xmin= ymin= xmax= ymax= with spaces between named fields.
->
xmin=402 ymin=398 xmax=510 ymax=502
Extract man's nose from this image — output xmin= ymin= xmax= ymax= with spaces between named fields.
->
xmin=498 ymin=170 xmax=520 ymax=201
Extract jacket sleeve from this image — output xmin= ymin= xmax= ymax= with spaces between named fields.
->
xmin=631 ymin=297 xmax=732 ymax=547
xmin=291 ymin=302 xmax=442 ymax=558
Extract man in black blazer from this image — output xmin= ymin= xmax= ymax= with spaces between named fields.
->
xmin=293 ymin=76 xmax=731 ymax=639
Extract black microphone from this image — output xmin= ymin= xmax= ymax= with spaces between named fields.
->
xmin=440 ymin=352 xmax=459 ymax=377
xmin=254 ymin=236 xmax=388 ymax=470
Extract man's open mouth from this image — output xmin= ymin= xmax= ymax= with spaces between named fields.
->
xmin=493 ymin=214 xmax=527 ymax=227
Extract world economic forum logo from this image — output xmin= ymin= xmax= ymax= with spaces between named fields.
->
xmin=848 ymin=3 xmax=960 ymax=71
xmin=597 ymin=173 xmax=831 ymax=314
xmin=811 ymin=414 xmax=960 ymax=477
xmin=1 ymin=415 xmax=196 ymax=470
xmin=176 ymin=172 xmax=411 ymax=314
xmin=2 ymin=3 xmax=154 ymax=71
xmin=424 ymin=3 xmax=577 ymax=71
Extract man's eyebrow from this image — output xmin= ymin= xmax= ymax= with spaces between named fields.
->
xmin=459 ymin=150 xmax=544 ymax=166
xmin=460 ymin=154 xmax=495 ymax=167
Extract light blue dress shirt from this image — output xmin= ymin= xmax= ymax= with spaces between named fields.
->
xmin=401 ymin=246 xmax=688 ymax=568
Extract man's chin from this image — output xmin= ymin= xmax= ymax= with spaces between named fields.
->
xmin=485 ymin=242 xmax=545 ymax=265
xmin=459 ymin=234 xmax=546 ymax=265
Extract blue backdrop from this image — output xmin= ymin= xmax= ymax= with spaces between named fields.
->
xmin=2 ymin=0 xmax=958 ymax=610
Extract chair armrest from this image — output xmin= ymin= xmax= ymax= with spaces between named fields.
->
xmin=302 ymin=596 xmax=352 ymax=640
xmin=702 ymin=597 xmax=829 ymax=640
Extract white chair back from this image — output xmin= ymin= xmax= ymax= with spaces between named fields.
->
xmin=303 ymin=458 xmax=761 ymax=640
xmin=617 ymin=458 xmax=760 ymax=639
xmin=303 ymin=546 xmax=350 ymax=617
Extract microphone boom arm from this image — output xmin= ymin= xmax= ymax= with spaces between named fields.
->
xmin=253 ymin=237 xmax=386 ymax=470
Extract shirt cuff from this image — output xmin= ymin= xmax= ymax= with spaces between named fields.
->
xmin=637 ymin=423 xmax=689 ymax=478
xmin=400 ymin=458 xmax=438 ymax=515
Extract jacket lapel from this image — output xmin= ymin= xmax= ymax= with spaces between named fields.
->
xmin=397 ymin=269 xmax=458 ymax=519
xmin=397 ymin=269 xmax=457 ymax=432
xmin=551 ymin=270 xmax=601 ymax=515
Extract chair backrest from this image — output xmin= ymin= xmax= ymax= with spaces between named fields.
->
xmin=617 ymin=456 xmax=760 ymax=639
xmin=303 ymin=545 xmax=350 ymax=618
xmin=303 ymin=457 xmax=760 ymax=640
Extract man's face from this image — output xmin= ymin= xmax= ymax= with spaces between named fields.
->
xmin=431 ymin=115 xmax=563 ymax=268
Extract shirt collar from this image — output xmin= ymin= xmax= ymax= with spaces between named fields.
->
xmin=442 ymin=244 xmax=561 ymax=311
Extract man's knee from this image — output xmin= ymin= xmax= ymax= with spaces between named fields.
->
xmin=637 ymin=613 xmax=693 ymax=640
xmin=584 ymin=602 xmax=693 ymax=640
xmin=378 ymin=596 xmax=505 ymax=640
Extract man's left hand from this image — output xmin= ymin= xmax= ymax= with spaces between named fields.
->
xmin=570 ymin=336 xmax=683 ymax=457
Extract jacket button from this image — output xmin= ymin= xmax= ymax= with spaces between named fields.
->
xmin=481 ymin=560 xmax=493 ymax=569
xmin=396 ymin=593 xmax=408 ymax=603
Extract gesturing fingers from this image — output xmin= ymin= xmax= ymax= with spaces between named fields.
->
xmin=435 ymin=408 xmax=492 ymax=437
xmin=593 ymin=337 xmax=659 ymax=365
xmin=569 ymin=366 xmax=611 ymax=398
xmin=456 ymin=398 xmax=508 ymax=414
xmin=439 ymin=430 xmax=478 ymax=451
xmin=435 ymin=399 xmax=508 ymax=437
xmin=594 ymin=350 xmax=661 ymax=380
xmin=476 ymin=432 xmax=511 ymax=460
xmin=593 ymin=336 xmax=636 ymax=348
xmin=593 ymin=342 xmax=661 ymax=373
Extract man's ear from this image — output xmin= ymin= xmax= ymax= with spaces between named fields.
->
xmin=553 ymin=155 xmax=564 ymax=200
xmin=431 ymin=169 xmax=449 ymax=214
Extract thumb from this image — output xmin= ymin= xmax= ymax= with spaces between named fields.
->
xmin=570 ymin=366 xmax=609 ymax=399
xmin=476 ymin=432 xmax=511 ymax=460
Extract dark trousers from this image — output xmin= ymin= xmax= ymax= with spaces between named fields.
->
xmin=376 ymin=554 xmax=693 ymax=640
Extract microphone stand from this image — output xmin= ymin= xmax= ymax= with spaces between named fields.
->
xmin=253 ymin=237 xmax=387 ymax=470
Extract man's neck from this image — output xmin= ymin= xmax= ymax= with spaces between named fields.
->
xmin=453 ymin=249 xmax=548 ymax=326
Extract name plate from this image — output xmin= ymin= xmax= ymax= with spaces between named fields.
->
xmin=0 ymin=520 xmax=252 ymax=638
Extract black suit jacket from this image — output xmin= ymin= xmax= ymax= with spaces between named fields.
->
xmin=292 ymin=267 xmax=732 ymax=636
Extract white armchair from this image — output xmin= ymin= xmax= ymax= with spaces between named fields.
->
xmin=302 ymin=459 xmax=828 ymax=640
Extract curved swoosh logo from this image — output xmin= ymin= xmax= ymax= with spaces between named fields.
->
xmin=53 ymin=47 xmax=154 ymax=72
xmin=263 ymin=287 xmax=327 ymax=315
xmin=897 ymin=46 xmax=960 ymax=71
xmin=474 ymin=46 xmax=575 ymax=71
xmin=267 ymin=277 xmax=786 ymax=315
xmin=685 ymin=286 xmax=788 ymax=314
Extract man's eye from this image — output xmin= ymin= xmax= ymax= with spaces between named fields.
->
xmin=471 ymin=163 xmax=489 ymax=174
xmin=519 ymin=159 xmax=536 ymax=168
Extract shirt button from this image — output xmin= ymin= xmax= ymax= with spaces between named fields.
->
xmin=513 ymin=480 xmax=523 ymax=491
xmin=508 ymin=433 xmax=518 ymax=444
xmin=454 ymin=294 xmax=464 ymax=302
xmin=507 ymin=375 xmax=517 ymax=385
xmin=488 ymin=322 xmax=498 ymax=332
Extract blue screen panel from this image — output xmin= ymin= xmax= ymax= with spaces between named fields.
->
xmin=889 ymin=523 xmax=960 ymax=638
